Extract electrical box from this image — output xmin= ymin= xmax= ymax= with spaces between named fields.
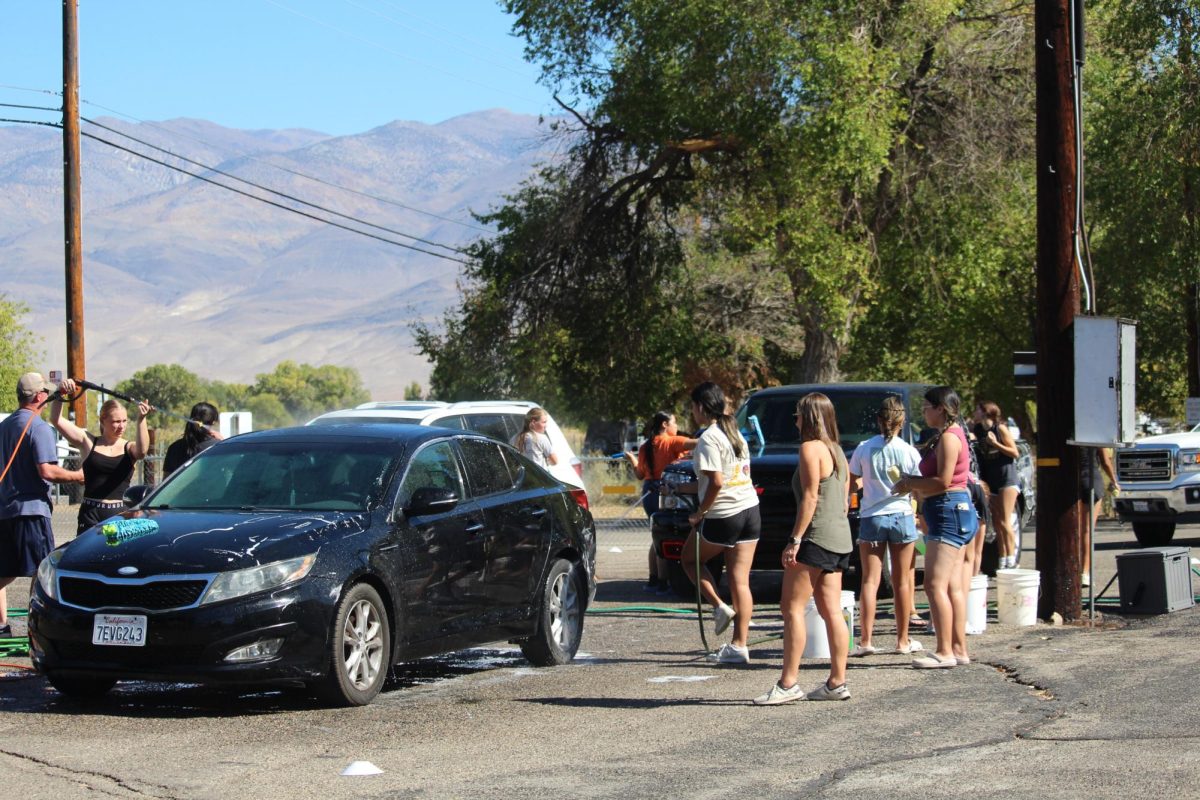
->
xmin=1116 ymin=547 xmax=1194 ymax=614
xmin=219 ymin=411 xmax=253 ymax=438
xmin=1073 ymin=316 xmax=1136 ymax=446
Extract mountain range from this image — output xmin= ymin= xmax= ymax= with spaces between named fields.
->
xmin=0 ymin=110 xmax=557 ymax=402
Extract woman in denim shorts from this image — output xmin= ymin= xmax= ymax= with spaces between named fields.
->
xmin=892 ymin=387 xmax=978 ymax=669
xmin=847 ymin=396 xmax=923 ymax=657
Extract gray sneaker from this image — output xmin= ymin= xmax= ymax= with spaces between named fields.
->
xmin=808 ymin=681 xmax=851 ymax=701
xmin=753 ymin=681 xmax=805 ymax=705
xmin=713 ymin=603 xmax=735 ymax=635
xmin=705 ymin=643 xmax=750 ymax=664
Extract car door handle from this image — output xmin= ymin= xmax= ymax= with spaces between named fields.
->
xmin=378 ymin=543 xmax=400 ymax=552
xmin=525 ymin=507 xmax=548 ymax=518
xmin=464 ymin=522 xmax=486 ymax=533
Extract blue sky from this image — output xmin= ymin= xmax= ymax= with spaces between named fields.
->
xmin=0 ymin=0 xmax=557 ymax=134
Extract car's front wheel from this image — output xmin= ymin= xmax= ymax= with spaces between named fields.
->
xmin=316 ymin=583 xmax=391 ymax=706
xmin=46 ymin=673 xmax=116 ymax=700
xmin=1132 ymin=521 xmax=1176 ymax=547
xmin=520 ymin=558 xmax=583 ymax=666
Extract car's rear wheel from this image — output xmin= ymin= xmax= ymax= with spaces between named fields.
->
xmin=316 ymin=583 xmax=390 ymax=707
xmin=1132 ymin=521 xmax=1176 ymax=547
xmin=46 ymin=673 xmax=116 ymax=700
xmin=521 ymin=558 xmax=584 ymax=666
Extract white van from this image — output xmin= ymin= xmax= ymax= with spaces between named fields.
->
xmin=308 ymin=401 xmax=585 ymax=495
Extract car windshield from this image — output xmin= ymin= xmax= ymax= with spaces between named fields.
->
xmin=736 ymin=389 xmax=920 ymax=451
xmin=146 ymin=440 xmax=400 ymax=512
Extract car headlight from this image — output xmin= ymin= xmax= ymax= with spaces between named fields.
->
xmin=37 ymin=549 xmax=63 ymax=600
xmin=1178 ymin=450 xmax=1200 ymax=473
xmin=200 ymin=554 xmax=317 ymax=605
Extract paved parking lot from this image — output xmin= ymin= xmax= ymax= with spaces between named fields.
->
xmin=2 ymin=508 xmax=1198 ymax=798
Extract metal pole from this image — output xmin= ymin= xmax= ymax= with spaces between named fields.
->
xmin=1087 ymin=447 xmax=1095 ymax=623
xmin=63 ymin=0 xmax=87 ymax=429
xmin=1035 ymin=0 xmax=1083 ymax=621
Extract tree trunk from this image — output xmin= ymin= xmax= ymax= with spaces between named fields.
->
xmin=792 ymin=319 xmax=845 ymax=383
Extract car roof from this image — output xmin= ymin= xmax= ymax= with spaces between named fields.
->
xmin=312 ymin=400 xmax=550 ymax=424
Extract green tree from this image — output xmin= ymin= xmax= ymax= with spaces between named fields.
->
xmin=0 ymin=294 xmax=43 ymax=406
xmin=1087 ymin=2 xmax=1200 ymax=417
xmin=424 ymin=1 xmax=1037 ymax=420
xmin=403 ymin=381 xmax=424 ymax=401
xmin=251 ymin=361 xmax=369 ymax=422
xmin=117 ymin=364 xmax=205 ymax=430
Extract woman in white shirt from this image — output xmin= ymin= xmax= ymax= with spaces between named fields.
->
xmin=681 ymin=382 xmax=760 ymax=665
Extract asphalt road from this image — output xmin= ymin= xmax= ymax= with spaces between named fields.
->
xmin=2 ymin=511 xmax=1198 ymax=799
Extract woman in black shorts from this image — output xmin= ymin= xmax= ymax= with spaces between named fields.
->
xmin=754 ymin=392 xmax=853 ymax=705
xmin=973 ymin=401 xmax=1021 ymax=569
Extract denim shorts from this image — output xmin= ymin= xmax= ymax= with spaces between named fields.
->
xmin=857 ymin=512 xmax=918 ymax=545
xmin=922 ymin=490 xmax=978 ymax=549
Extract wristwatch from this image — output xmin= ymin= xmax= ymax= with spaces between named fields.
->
xmin=789 ymin=536 xmax=803 ymax=546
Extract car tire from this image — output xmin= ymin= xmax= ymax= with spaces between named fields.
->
xmin=521 ymin=558 xmax=584 ymax=666
xmin=316 ymin=582 xmax=391 ymax=707
xmin=46 ymin=673 xmax=116 ymax=700
xmin=666 ymin=556 xmax=725 ymax=599
xmin=1132 ymin=521 xmax=1176 ymax=547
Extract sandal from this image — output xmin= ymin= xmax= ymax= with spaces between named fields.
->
xmin=908 ymin=614 xmax=929 ymax=629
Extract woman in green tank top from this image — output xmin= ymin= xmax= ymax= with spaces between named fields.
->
xmin=753 ymin=392 xmax=853 ymax=705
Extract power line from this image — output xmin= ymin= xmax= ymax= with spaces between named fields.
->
xmin=82 ymin=116 xmax=469 ymax=255
xmin=0 ymin=101 xmax=60 ymax=113
xmin=78 ymin=97 xmax=495 ymax=234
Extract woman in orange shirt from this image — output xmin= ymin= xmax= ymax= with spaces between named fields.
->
xmin=624 ymin=411 xmax=697 ymax=592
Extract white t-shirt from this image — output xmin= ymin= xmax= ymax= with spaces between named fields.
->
xmin=513 ymin=431 xmax=553 ymax=468
xmin=692 ymin=425 xmax=758 ymax=518
xmin=848 ymin=434 xmax=921 ymax=518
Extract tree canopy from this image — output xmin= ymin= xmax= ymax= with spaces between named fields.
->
xmin=0 ymin=293 xmax=43 ymax=406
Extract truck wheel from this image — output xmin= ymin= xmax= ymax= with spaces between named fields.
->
xmin=667 ymin=556 xmax=725 ymax=599
xmin=1132 ymin=521 xmax=1176 ymax=547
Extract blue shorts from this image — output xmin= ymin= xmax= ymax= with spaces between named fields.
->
xmin=922 ymin=491 xmax=978 ymax=549
xmin=0 ymin=515 xmax=56 ymax=577
xmin=857 ymin=512 xmax=918 ymax=545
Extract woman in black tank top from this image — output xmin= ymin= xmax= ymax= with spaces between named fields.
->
xmin=51 ymin=381 xmax=152 ymax=533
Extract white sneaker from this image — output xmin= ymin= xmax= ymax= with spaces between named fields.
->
xmin=752 ymin=681 xmax=805 ymax=705
xmin=807 ymin=681 xmax=851 ymax=701
xmin=895 ymin=639 xmax=923 ymax=654
xmin=848 ymin=644 xmax=877 ymax=657
xmin=706 ymin=643 xmax=750 ymax=664
xmin=713 ymin=603 xmax=735 ymax=635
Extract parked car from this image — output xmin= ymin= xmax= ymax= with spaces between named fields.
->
xmin=28 ymin=424 xmax=596 ymax=706
xmin=308 ymin=401 xmax=585 ymax=499
xmin=1113 ymin=422 xmax=1200 ymax=545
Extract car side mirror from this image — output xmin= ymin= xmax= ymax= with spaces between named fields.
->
xmin=123 ymin=485 xmax=151 ymax=507
xmin=405 ymin=486 xmax=459 ymax=516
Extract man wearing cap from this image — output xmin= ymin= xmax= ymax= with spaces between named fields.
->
xmin=0 ymin=372 xmax=84 ymax=637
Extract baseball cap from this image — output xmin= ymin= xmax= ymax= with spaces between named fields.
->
xmin=17 ymin=372 xmax=51 ymax=400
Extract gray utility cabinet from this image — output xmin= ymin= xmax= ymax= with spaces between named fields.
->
xmin=1116 ymin=547 xmax=1194 ymax=614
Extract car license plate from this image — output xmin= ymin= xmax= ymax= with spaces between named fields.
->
xmin=1132 ymin=500 xmax=1149 ymax=512
xmin=92 ymin=614 xmax=147 ymax=647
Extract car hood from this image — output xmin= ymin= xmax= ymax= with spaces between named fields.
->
xmin=1125 ymin=432 xmax=1200 ymax=449
xmin=57 ymin=509 xmax=371 ymax=577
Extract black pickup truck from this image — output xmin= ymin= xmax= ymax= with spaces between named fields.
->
xmin=652 ymin=382 xmax=1037 ymax=596
xmin=652 ymin=383 xmax=932 ymax=595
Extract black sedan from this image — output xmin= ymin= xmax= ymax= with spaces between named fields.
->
xmin=29 ymin=424 xmax=596 ymax=706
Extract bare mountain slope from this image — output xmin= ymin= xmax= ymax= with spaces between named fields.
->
xmin=1 ymin=109 xmax=553 ymax=402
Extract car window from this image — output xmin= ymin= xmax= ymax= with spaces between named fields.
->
xmin=737 ymin=390 xmax=908 ymax=450
xmin=148 ymin=441 xmax=397 ymax=512
xmin=395 ymin=441 xmax=465 ymax=509
xmin=462 ymin=413 xmax=515 ymax=443
xmin=501 ymin=446 xmax=557 ymax=489
xmin=458 ymin=437 xmax=516 ymax=496
xmin=431 ymin=415 xmax=467 ymax=430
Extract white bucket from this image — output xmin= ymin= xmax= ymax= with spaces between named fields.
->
xmin=996 ymin=568 xmax=1040 ymax=626
xmin=802 ymin=590 xmax=856 ymax=659
xmin=966 ymin=573 xmax=988 ymax=634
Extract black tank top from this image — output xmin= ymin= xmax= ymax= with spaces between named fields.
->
xmin=83 ymin=436 xmax=135 ymax=500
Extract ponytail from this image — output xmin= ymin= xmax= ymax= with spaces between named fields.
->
xmin=690 ymin=382 xmax=745 ymax=459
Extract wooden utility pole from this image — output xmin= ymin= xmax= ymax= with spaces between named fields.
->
xmin=1035 ymin=0 xmax=1083 ymax=620
xmin=63 ymin=0 xmax=87 ymax=428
